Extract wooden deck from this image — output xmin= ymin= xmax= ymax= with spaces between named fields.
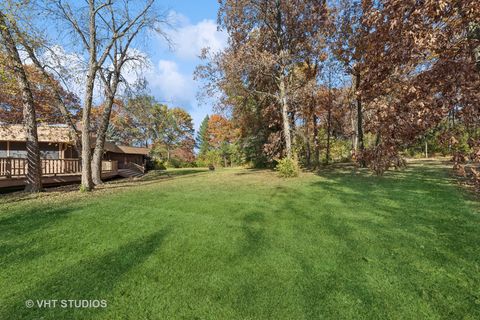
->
xmin=0 ymin=158 xmax=118 ymax=189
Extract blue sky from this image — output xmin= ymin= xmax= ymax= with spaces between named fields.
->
xmin=138 ymin=0 xmax=226 ymax=131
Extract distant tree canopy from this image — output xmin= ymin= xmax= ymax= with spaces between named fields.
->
xmin=203 ymin=114 xmax=241 ymax=167
xmin=109 ymin=95 xmax=196 ymax=166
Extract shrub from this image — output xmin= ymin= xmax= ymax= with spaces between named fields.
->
xmin=152 ymin=159 xmax=166 ymax=170
xmin=276 ymin=157 xmax=299 ymax=178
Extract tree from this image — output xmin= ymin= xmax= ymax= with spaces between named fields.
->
xmin=90 ymin=0 xmax=165 ymax=185
xmin=150 ymin=106 xmax=195 ymax=165
xmin=206 ymin=114 xmax=239 ymax=167
xmin=358 ymin=0 xmax=480 ymax=174
xmin=196 ymin=115 xmax=210 ymax=157
xmin=204 ymin=0 xmax=329 ymax=159
xmin=0 ymin=10 xmax=42 ymax=192
xmin=331 ymin=0 xmax=370 ymax=165
xmin=50 ymin=0 xmax=158 ymax=190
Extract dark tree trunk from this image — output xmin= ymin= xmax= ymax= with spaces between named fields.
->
xmin=0 ymin=12 xmax=42 ymax=192
xmin=326 ymin=106 xmax=332 ymax=165
xmin=313 ymin=113 xmax=320 ymax=168
xmin=355 ymin=72 xmax=365 ymax=167
xmin=305 ymin=118 xmax=311 ymax=168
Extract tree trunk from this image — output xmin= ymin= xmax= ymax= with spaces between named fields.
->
xmin=0 ymin=12 xmax=42 ymax=192
xmin=92 ymin=96 xmax=114 ymax=185
xmin=305 ymin=118 xmax=311 ymax=168
xmin=81 ymin=70 xmax=95 ymax=191
xmin=351 ymin=103 xmax=357 ymax=153
xmin=425 ymin=139 xmax=428 ymax=158
xmin=279 ymin=76 xmax=292 ymax=158
xmin=92 ymin=73 xmax=119 ymax=185
xmin=313 ymin=113 xmax=320 ymax=167
xmin=326 ymin=106 xmax=332 ymax=165
xmin=355 ymin=72 xmax=365 ymax=167
xmin=19 ymin=43 xmax=82 ymax=156
xmin=80 ymin=1 xmax=98 ymax=191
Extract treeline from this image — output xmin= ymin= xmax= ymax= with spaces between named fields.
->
xmin=196 ymin=114 xmax=241 ymax=167
xmin=196 ymin=0 xmax=480 ymax=185
xmin=98 ymin=95 xmax=196 ymax=168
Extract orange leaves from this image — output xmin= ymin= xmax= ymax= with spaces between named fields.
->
xmin=207 ymin=114 xmax=239 ymax=148
xmin=0 ymin=53 xmax=79 ymax=124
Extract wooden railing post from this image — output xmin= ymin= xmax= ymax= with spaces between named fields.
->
xmin=6 ymin=158 xmax=11 ymax=178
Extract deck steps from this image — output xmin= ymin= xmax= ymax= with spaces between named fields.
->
xmin=118 ymin=168 xmax=144 ymax=179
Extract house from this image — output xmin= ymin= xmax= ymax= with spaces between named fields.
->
xmin=0 ymin=124 xmax=150 ymax=188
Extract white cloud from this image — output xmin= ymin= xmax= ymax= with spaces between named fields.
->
xmin=164 ymin=12 xmax=228 ymax=60
xmin=146 ymin=59 xmax=195 ymax=106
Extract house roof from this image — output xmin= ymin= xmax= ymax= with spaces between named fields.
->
xmin=0 ymin=124 xmax=150 ymax=155
xmin=103 ymin=141 xmax=150 ymax=155
xmin=0 ymin=124 xmax=73 ymax=143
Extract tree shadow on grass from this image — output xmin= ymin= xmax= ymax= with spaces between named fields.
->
xmin=284 ymin=163 xmax=480 ymax=318
xmin=240 ymin=211 xmax=267 ymax=256
xmin=1 ymin=228 xmax=170 ymax=319
xmin=140 ymin=169 xmax=209 ymax=181
xmin=102 ymin=169 xmax=210 ymax=191
xmin=0 ymin=206 xmax=76 ymax=239
xmin=234 ymin=169 xmax=266 ymax=176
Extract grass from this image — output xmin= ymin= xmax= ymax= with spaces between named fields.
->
xmin=0 ymin=160 xmax=479 ymax=319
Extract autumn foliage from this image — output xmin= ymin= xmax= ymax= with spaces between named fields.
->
xmin=196 ymin=0 xmax=480 ymax=189
xmin=0 ymin=54 xmax=79 ymax=124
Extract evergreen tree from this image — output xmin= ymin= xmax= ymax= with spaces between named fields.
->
xmin=196 ymin=115 xmax=210 ymax=156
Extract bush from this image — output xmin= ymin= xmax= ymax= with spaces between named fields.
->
xmin=165 ymin=158 xmax=182 ymax=168
xmin=276 ymin=157 xmax=299 ymax=178
xmin=150 ymin=158 xmax=166 ymax=170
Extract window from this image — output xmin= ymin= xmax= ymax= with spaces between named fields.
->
xmin=40 ymin=150 xmax=60 ymax=159
xmin=9 ymin=150 xmax=27 ymax=158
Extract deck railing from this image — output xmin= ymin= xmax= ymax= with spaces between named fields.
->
xmin=0 ymin=158 xmax=117 ymax=178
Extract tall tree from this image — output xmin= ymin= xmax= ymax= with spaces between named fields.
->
xmin=359 ymin=0 xmax=480 ymax=174
xmin=207 ymin=114 xmax=239 ymax=167
xmin=332 ymin=0 xmax=370 ymax=165
xmin=213 ymin=0 xmax=329 ymax=159
xmin=196 ymin=115 xmax=210 ymax=157
xmin=91 ymin=0 xmax=165 ymax=185
xmin=0 ymin=10 xmax=42 ymax=192
xmin=52 ymin=0 xmax=154 ymax=190
xmin=150 ymin=106 xmax=195 ymax=163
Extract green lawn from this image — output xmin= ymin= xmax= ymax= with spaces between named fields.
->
xmin=0 ymin=160 xmax=479 ymax=319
